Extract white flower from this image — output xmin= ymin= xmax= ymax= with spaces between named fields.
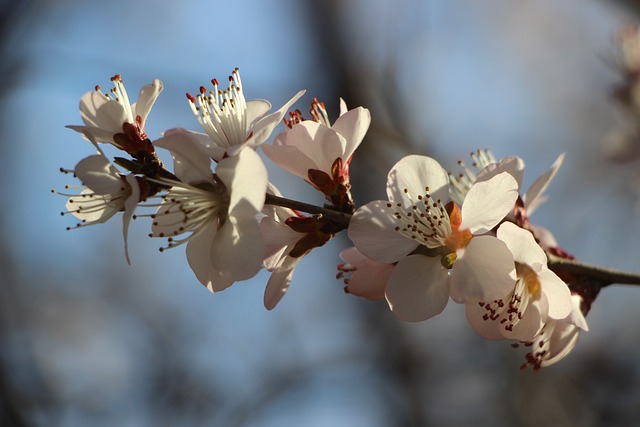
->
xmin=55 ymin=153 xmax=140 ymax=263
xmin=262 ymin=98 xmax=370 ymax=189
xmin=337 ymin=247 xmax=394 ymax=301
xmin=348 ymin=155 xmax=519 ymax=322
xmin=259 ymin=185 xmax=334 ymax=309
xmin=150 ymin=136 xmax=268 ymax=291
xmin=465 ymin=222 xmax=573 ymax=342
xmin=520 ymin=294 xmax=589 ymax=370
xmin=449 ymin=150 xmax=565 ymax=223
xmin=67 ymin=74 xmax=163 ymax=154
xmin=173 ymin=68 xmax=304 ymax=159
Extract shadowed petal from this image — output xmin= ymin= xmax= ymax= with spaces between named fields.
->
xmin=385 ymin=254 xmax=450 ymax=322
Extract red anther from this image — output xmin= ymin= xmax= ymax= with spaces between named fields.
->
xmin=95 ymin=85 xmax=101 ymax=91
xmin=111 ymin=74 xmax=121 ymax=81
xmin=212 ymin=78 xmax=219 ymax=86
xmin=186 ymin=93 xmax=196 ymax=103
xmin=199 ymin=86 xmax=207 ymax=94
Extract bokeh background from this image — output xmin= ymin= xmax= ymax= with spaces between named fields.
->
xmin=2 ymin=0 xmax=640 ymax=426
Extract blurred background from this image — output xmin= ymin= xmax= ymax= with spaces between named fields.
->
xmin=2 ymin=0 xmax=640 ymax=425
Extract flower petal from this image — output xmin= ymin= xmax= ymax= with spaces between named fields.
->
xmin=459 ymin=172 xmax=518 ymax=234
xmin=384 ymin=254 xmax=450 ymax=322
xmin=122 ymin=174 xmax=140 ymax=265
xmin=475 ymin=156 xmax=525 ymax=188
xmin=496 ymin=222 xmax=546 ymax=267
xmin=523 ymin=153 xmax=565 ymax=215
xmin=450 ymin=235 xmax=516 ymax=302
xmin=210 ymin=215 xmax=264 ymax=281
xmin=74 ymin=155 xmax=124 ymax=195
xmin=386 ymin=155 xmax=449 ymax=205
xmin=248 ymin=90 xmax=305 ymax=148
xmin=330 ymin=106 xmax=371 ymax=161
xmin=339 ymin=247 xmax=393 ymax=301
xmin=348 ymin=200 xmax=419 ymax=263
xmin=264 ymin=255 xmax=301 ymax=310
xmin=465 ymin=300 xmax=505 ymax=340
xmin=538 ymin=268 xmax=573 ymax=320
xmin=217 ymin=147 xmax=267 ymax=215
xmin=185 ymin=224 xmax=233 ymax=292
xmin=154 ymin=128 xmax=217 ymax=183
xmin=131 ymin=79 xmax=163 ymax=124
xmin=79 ymin=91 xmax=127 ymax=133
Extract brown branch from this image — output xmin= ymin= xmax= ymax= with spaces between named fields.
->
xmin=548 ymin=253 xmax=640 ymax=287
xmin=264 ymin=193 xmax=351 ymax=230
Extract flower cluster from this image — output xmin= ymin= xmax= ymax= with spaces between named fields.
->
xmin=56 ymin=69 xmax=598 ymax=370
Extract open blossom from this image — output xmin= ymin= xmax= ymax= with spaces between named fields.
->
xmin=262 ymin=98 xmax=370 ymax=211
xmin=337 ymin=247 xmax=394 ymax=301
xmin=449 ymin=150 xmax=565 ymax=219
xmin=149 ymin=135 xmax=268 ymax=292
xmin=55 ymin=153 xmax=140 ymax=263
xmin=520 ymin=294 xmax=589 ymax=370
xmin=67 ymin=74 xmax=163 ymax=156
xmin=465 ymin=222 xmax=573 ymax=342
xmin=348 ymin=155 xmax=519 ymax=322
xmin=157 ymin=68 xmax=304 ymax=161
xmin=260 ymin=186 xmax=335 ymax=309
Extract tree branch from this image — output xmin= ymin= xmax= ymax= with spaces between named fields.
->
xmin=264 ymin=193 xmax=351 ymax=230
xmin=547 ymin=253 xmax=640 ymax=287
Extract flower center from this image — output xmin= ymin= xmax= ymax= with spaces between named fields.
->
xmin=477 ymin=263 xmax=540 ymax=334
xmin=187 ymin=68 xmax=248 ymax=148
xmin=145 ymin=177 xmax=230 ymax=251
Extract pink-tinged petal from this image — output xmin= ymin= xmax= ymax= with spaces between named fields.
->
xmin=79 ymin=91 xmax=128 ymax=132
xmin=538 ymin=268 xmax=573 ymax=320
xmin=122 ymin=174 xmax=140 ymax=265
xmin=348 ymin=200 xmax=419 ymax=263
xmin=386 ymin=155 xmax=449 ymax=205
xmin=74 ymin=155 xmax=123 ymax=195
xmin=496 ymin=222 xmax=546 ymax=267
xmin=262 ymin=142 xmax=317 ymax=180
xmin=154 ymin=129 xmax=216 ymax=183
xmin=264 ymin=255 xmax=301 ymax=310
xmin=385 ymin=254 xmax=450 ymax=322
xmin=475 ymin=156 xmax=525 ymax=189
xmin=460 ymin=172 xmax=518 ymax=234
xmin=339 ymin=247 xmax=393 ymax=301
xmin=523 ymin=153 xmax=565 ymax=215
xmin=330 ymin=106 xmax=371 ymax=161
xmin=465 ymin=300 xmax=505 ymax=340
xmin=217 ymin=148 xmax=267 ymax=215
xmin=210 ymin=216 xmax=264 ymax=281
xmin=248 ymin=90 xmax=305 ymax=148
xmin=450 ymin=236 xmax=516 ymax=302
xmin=131 ymin=79 xmax=163 ymax=124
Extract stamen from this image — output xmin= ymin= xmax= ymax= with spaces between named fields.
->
xmin=384 ymin=186 xmax=452 ymax=248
